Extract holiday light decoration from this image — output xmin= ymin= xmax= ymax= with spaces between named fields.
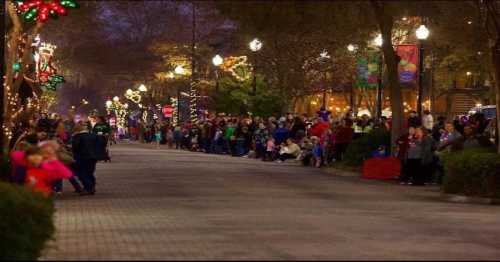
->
xmin=13 ymin=0 xmax=80 ymax=23
xmin=220 ymin=56 xmax=252 ymax=82
xmin=171 ymin=97 xmax=178 ymax=126
xmin=34 ymin=41 xmax=65 ymax=91
xmin=105 ymin=97 xmax=128 ymax=129
xmin=124 ymin=89 xmax=142 ymax=104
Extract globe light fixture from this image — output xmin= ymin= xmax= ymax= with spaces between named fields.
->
xmin=374 ymin=34 xmax=383 ymax=47
xmin=347 ymin=44 xmax=356 ymax=52
xmin=113 ymin=96 xmax=119 ymax=102
xmin=416 ymin=25 xmax=430 ymax=40
xmin=212 ymin=54 xmax=223 ymax=66
xmin=126 ymin=89 xmax=133 ymax=96
xmin=138 ymin=84 xmax=147 ymax=92
xmin=174 ymin=65 xmax=185 ymax=75
xmin=249 ymin=38 xmax=263 ymax=52
xmin=105 ymin=100 xmax=112 ymax=108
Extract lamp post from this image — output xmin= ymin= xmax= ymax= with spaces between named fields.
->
xmin=212 ymin=54 xmax=223 ymax=94
xmin=249 ymin=38 xmax=262 ymax=96
xmin=174 ymin=65 xmax=186 ymax=124
xmin=416 ymin=24 xmax=429 ymax=117
xmin=347 ymin=44 xmax=358 ymax=113
xmin=319 ymin=49 xmax=331 ymax=109
xmin=373 ymin=34 xmax=384 ymax=120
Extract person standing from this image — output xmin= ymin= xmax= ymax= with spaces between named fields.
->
xmin=72 ymin=124 xmax=99 ymax=195
xmin=422 ymin=110 xmax=434 ymax=132
xmin=407 ymin=110 xmax=422 ymax=128
xmin=92 ymin=116 xmax=111 ymax=162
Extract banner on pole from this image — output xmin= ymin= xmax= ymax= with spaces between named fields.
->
xmin=396 ymin=44 xmax=418 ymax=86
xmin=162 ymin=104 xmax=174 ymax=118
xmin=356 ymin=50 xmax=380 ymax=89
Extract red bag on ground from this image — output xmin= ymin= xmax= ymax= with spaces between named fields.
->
xmin=362 ymin=157 xmax=401 ymax=180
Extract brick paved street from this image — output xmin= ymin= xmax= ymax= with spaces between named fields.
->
xmin=42 ymin=143 xmax=500 ymax=260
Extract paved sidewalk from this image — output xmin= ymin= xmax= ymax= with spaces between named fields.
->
xmin=42 ymin=143 xmax=500 ymax=260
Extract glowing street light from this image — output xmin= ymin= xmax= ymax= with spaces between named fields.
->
xmin=416 ymin=25 xmax=430 ymax=40
xmin=373 ymin=34 xmax=383 ymax=47
xmin=347 ymin=44 xmax=357 ymax=52
xmin=138 ymin=84 xmax=147 ymax=92
xmin=113 ymin=96 xmax=119 ymax=102
xmin=174 ymin=65 xmax=185 ymax=75
xmin=212 ymin=54 xmax=223 ymax=66
xmin=249 ymin=38 xmax=263 ymax=52
xmin=416 ymin=24 xmax=430 ymax=117
xmin=466 ymin=71 xmax=472 ymax=76
xmin=126 ymin=89 xmax=133 ymax=95
xmin=105 ymin=100 xmax=112 ymax=108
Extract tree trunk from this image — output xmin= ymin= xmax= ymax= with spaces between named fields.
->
xmin=371 ymin=1 xmax=404 ymax=153
xmin=492 ymin=37 xmax=500 ymax=153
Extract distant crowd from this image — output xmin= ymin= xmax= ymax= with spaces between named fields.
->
xmin=7 ymin=107 xmax=498 ymax=198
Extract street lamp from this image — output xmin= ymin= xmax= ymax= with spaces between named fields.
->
xmin=249 ymin=38 xmax=262 ymax=96
xmin=347 ymin=44 xmax=357 ymax=52
xmin=212 ymin=54 xmax=223 ymax=94
xmin=126 ymin=89 xmax=133 ymax=96
xmin=249 ymin=38 xmax=262 ymax=52
xmin=113 ymin=96 xmax=119 ymax=102
xmin=105 ymin=100 xmax=112 ymax=108
xmin=212 ymin=54 xmax=223 ymax=66
xmin=347 ymin=44 xmax=358 ymax=111
xmin=416 ymin=24 xmax=429 ymax=117
xmin=138 ymin=84 xmax=147 ymax=92
xmin=174 ymin=65 xmax=185 ymax=75
xmin=319 ymin=49 xmax=331 ymax=109
xmin=372 ymin=34 xmax=384 ymax=119
xmin=374 ymin=34 xmax=383 ymax=47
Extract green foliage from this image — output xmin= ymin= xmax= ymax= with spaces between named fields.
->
xmin=0 ymin=182 xmax=55 ymax=260
xmin=213 ymin=75 xmax=285 ymax=116
xmin=441 ymin=149 xmax=500 ymax=198
xmin=343 ymin=129 xmax=391 ymax=166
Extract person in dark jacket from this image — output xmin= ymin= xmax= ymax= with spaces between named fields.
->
xmin=72 ymin=123 xmax=99 ymax=195
xmin=92 ymin=116 xmax=111 ymax=162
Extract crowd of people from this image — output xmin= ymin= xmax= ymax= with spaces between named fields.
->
xmin=6 ymin=106 xmax=497 ymax=197
xmin=8 ymin=113 xmax=112 ymax=197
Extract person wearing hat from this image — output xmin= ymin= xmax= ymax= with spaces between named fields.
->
xmin=72 ymin=123 xmax=99 ymax=195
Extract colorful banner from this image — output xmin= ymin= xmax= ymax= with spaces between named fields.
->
xmin=396 ymin=44 xmax=419 ymax=85
xmin=356 ymin=50 xmax=380 ymax=89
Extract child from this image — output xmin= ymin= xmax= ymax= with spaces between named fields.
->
xmin=39 ymin=140 xmax=78 ymax=194
xmin=155 ymin=128 xmax=162 ymax=149
xmin=311 ymin=136 xmax=323 ymax=168
xmin=264 ymin=137 xmax=275 ymax=161
xmin=23 ymin=147 xmax=58 ymax=197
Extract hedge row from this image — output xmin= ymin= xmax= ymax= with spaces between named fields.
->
xmin=441 ymin=149 xmax=500 ymax=199
xmin=0 ymin=182 xmax=55 ymax=260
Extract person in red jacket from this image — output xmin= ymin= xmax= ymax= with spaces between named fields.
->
xmin=334 ymin=119 xmax=354 ymax=161
xmin=308 ymin=117 xmax=329 ymax=138
xmin=24 ymin=146 xmax=73 ymax=197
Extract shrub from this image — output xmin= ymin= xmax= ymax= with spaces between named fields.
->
xmin=343 ymin=129 xmax=391 ymax=166
xmin=0 ymin=182 xmax=55 ymax=260
xmin=441 ymin=148 xmax=500 ymax=199
xmin=1 ymin=153 xmax=11 ymax=182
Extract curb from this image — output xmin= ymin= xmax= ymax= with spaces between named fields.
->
xmin=325 ymin=167 xmax=361 ymax=177
xmin=440 ymin=193 xmax=500 ymax=205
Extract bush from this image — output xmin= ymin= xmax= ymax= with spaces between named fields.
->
xmin=0 ymin=155 xmax=11 ymax=182
xmin=0 ymin=182 xmax=55 ymax=260
xmin=441 ymin=148 xmax=500 ymax=199
xmin=343 ymin=129 xmax=391 ymax=166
